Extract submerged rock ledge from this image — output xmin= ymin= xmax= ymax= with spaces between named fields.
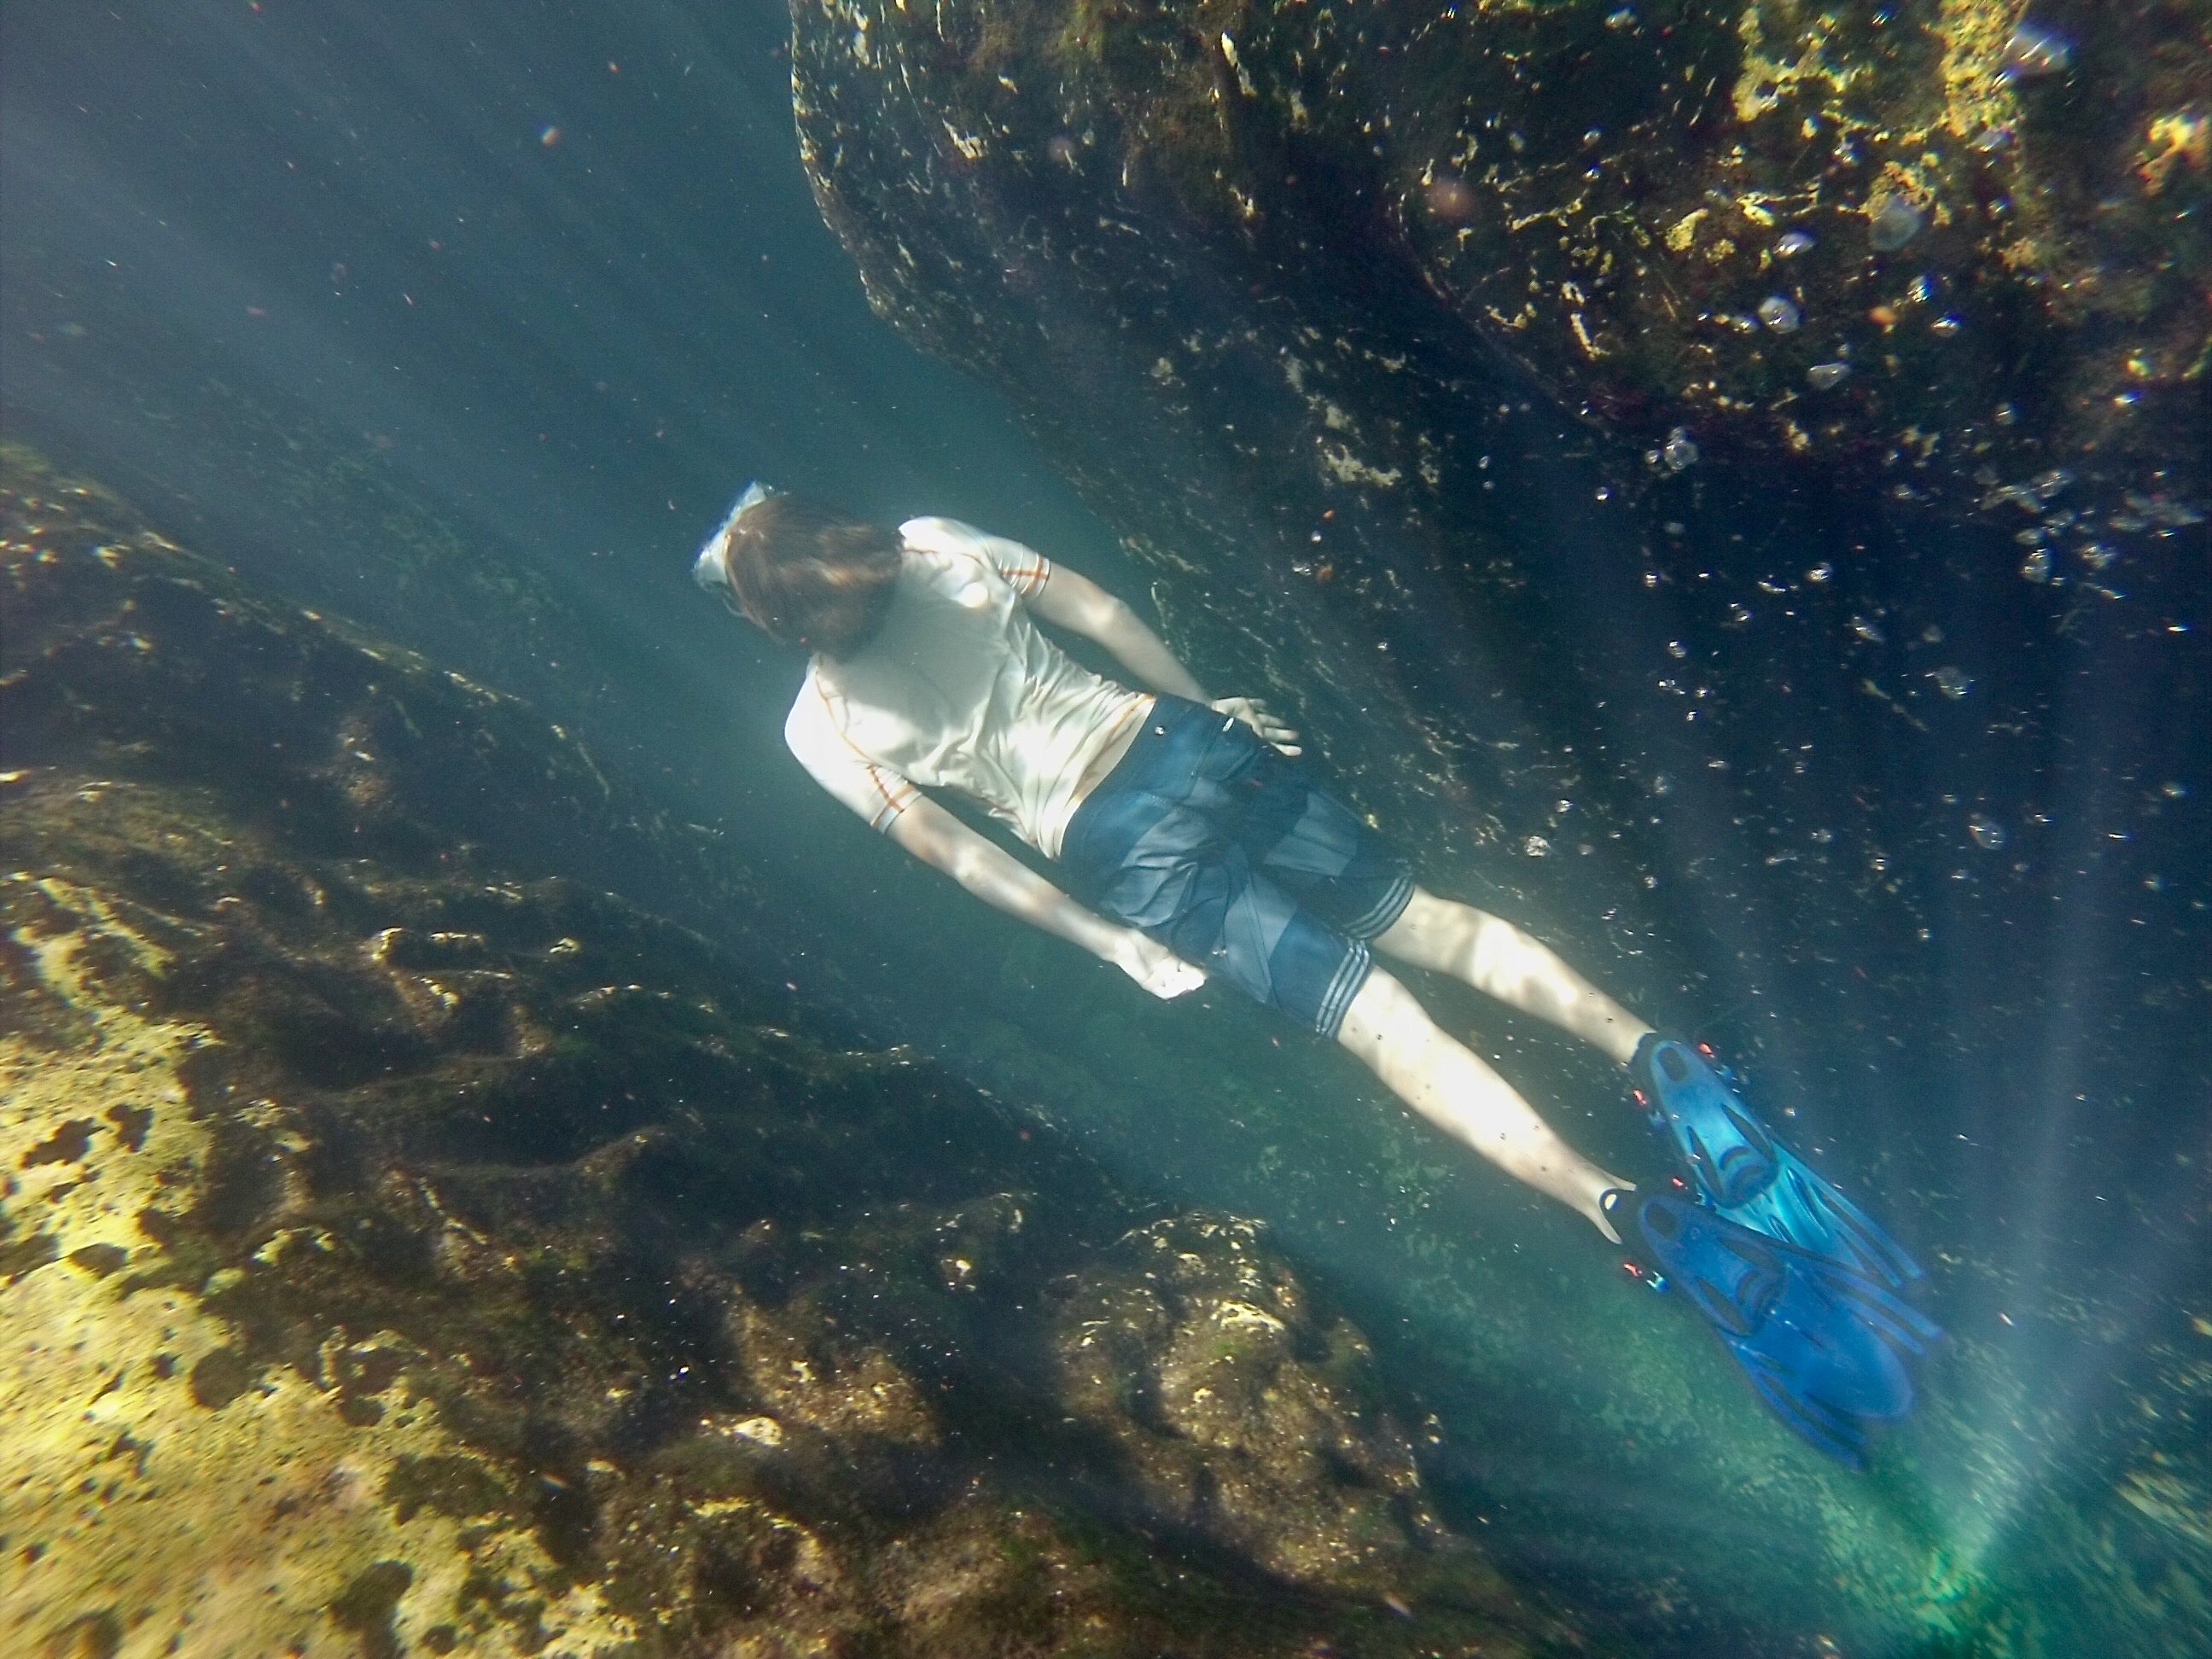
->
xmin=0 ymin=451 xmax=1586 ymax=1656
xmin=795 ymin=0 xmax=2207 ymax=527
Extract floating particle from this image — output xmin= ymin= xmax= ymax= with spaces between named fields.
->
xmin=2032 ymin=469 xmax=2075 ymax=500
xmin=1810 ymin=826 xmax=1834 ymax=844
xmin=1774 ymin=230 xmax=1815 ymax=257
xmin=1604 ymin=7 xmax=1638 ymax=29
xmin=1807 ymin=361 xmax=1852 ymax=391
xmin=1868 ymin=197 xmax=1924 ymax=252
xmin=1522 ymin=835 xmax=1551 ymax=858
xmin=1932 ymin=665 xmax=1973 ymax=699
xmin=1850 ymin=614 xmax=1886 ymax=643
xmin=1757 ymin=295 xmax=1802 ymax=332
xmin=1667 ymin=639 xmax=1689 ymax=659
xmin=1968 ymin=813 xmax=2008 ymax=851
xmin=1662 ymin=428 xmax=1699 ymax=471
xmin=1807 ymin=562 xmax=1834 ymax=583
xmin=1970 ymin=123 xmax=2017 ymax=153
xmin=539 ymin=125 xmax=561 ymax=147
xmin=1425 ymin=175 xmax=1476 ymax=220
xmin=1905 ymin=274 xmax=1936 ymax=306
xmin=1930 ymin=314 xmax=1963 ymax=337
xmin=1650 ymin=773 xmax=1675 ymax=797
xmin=2019 ymin=545 xmax=2054 ymax=582
xmin=1726 ymin=602 xmax=1754 ymax=626
xmin=1994 ymin=402 xmax=2018 ymax=425
xmin=1981 ymin=480 xmax=2047 ymax=514
xmin=1999 ymin=22 xmax=2074 ymax=81
xmin=2161 ymin=781 xmax=2189 ymax=799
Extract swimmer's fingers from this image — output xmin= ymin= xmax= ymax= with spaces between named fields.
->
xmin=1117 ymin=932 xmax=1207 ymax=999
xmin=1212 ymin=696 xmax=1302 ymax=754
xmin=1146 ymin=956 xmax=1208 ymax=999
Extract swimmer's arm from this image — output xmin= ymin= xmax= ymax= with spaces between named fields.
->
xmin=1027 ymin=564 xmax=1209 ymax=701
xmin=1030 ymin=564 xmax=1302 ymax=754
xmin=882 ymin=795 xmax=1203 ymax=998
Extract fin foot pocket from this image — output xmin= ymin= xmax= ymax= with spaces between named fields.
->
xmin=1628 ymin=1033 xmax=1924 ymax=1287
xmin=1607 ymin=1188 xmax=1941 ymax=1470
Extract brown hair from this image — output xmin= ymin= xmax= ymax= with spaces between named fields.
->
xmin=719 ymin=494 xmax=903 ymax=658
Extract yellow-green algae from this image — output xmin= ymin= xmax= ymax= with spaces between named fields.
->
xmin=1 ymin=883 xmax=635 ymax=1656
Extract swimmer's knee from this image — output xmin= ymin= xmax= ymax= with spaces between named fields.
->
xmin=1340 ymin=963 xmax=1434 ymax=1045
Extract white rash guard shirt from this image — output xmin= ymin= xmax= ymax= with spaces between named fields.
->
xmin=783 ymin=517 xmax=1149 ymax=859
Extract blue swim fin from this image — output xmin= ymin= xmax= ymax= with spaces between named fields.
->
xmin=1630 ymin=1034 xmax=1924 ymax=1289
xmin=1604 ymin=1188 xmax=1941 ymax=1469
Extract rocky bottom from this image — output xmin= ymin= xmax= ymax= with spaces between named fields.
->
xmin=0 ymin=449 xmax=1590 ymax=1657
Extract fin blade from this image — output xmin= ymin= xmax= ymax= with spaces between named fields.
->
xmin=1809 ymin=1254 xmax=1943 ymax=1357
xmin=1733 ymin=1342 xmax=1868 ymax=1469
xmin=1767 ymin=1146 xmax=1926 ymax=1287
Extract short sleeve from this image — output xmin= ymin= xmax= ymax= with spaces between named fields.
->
xmin=900 ymin=516 xmax=1052 ymax=599
xmin=784 ymin=674 xmax=917 ymax=832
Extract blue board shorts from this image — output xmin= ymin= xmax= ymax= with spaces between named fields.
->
xmin=1060 ymin=696 xmax=1415 ymax=1038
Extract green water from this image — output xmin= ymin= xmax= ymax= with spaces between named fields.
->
xmin=3 ymin=3 xmax=2205 ymax=1655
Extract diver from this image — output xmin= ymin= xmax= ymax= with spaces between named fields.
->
xmin=696 ymin=486 xmax=1937 ymax=1466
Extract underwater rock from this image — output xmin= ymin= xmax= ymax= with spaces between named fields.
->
xmin=0 ymin=452 xmax=1578 ymax=1656
xmin=789 ymin=0 xmax=2207 ymax=628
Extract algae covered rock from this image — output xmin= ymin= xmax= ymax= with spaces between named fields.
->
xmin=794 ymin=0 xmax=2207 ymax=511
xmin=1 ymin=452 xmax=1586 ymax=1656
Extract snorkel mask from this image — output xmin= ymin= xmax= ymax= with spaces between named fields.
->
xmin=692 ymin=480 xmax=779 ymax=614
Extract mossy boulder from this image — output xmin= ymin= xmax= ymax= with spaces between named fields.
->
xmin=0 ymin=451 xmax=1592 ymax=1656
xmin=793 ymin=0 xmax=2206 ymax=527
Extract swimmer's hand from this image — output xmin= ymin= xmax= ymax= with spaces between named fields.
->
xmin=1115 ymin=932 xmax=1207 ymax=999
xmin=1210 ymin=696 xmax=1302 ymax=756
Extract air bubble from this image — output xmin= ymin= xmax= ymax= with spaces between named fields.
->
xmin=1869 ymin=196 xmax=1924 ymax=252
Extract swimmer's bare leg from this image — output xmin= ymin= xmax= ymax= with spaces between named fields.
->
xmin=1337 ymin=967 xmax=1626 ymax=1239
xmin=1374 ymin=888 xmax=1652 ymax=1067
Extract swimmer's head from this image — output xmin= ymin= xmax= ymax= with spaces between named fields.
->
xmin=693 ymin=486 xmax=901 ymax=658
